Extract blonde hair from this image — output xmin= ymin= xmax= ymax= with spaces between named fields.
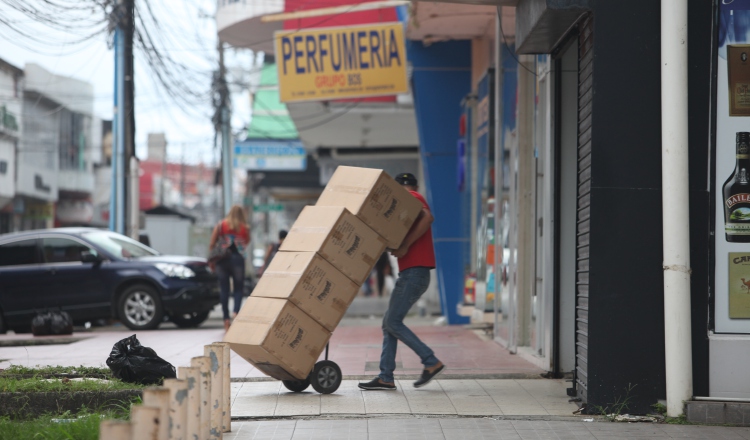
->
xmin=225 ymin=205 xmax=247 ymax=231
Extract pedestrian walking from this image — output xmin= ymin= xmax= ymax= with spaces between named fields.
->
xmin=208 ymin=205 xmax=250 ymax=332
xmin=358 ymin=172 xmax=445 ymax=390
xmin=258 ymin=229 xmax=287 ymax=277
xmin=374 ymin=252 xmax=393 ymax=297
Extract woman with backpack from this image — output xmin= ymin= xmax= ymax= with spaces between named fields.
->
xmin=208 ymin=205 xmax=250 ymax=332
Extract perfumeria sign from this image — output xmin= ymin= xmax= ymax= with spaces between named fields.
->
xmin=274 ymin=22 xmax=408 ymax=103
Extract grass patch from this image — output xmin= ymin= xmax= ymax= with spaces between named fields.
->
xmin=0 ymin=365 xmax=144 ymax=393
xmin=0 ymin=377 xmax=145 ymax=393
xmin=0 ymin=406 xmax=134 ymax=440
xmin=1 ymin=365 xmax=112 ymax=378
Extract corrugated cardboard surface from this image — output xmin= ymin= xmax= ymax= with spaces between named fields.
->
xmin=223 ymin=297 xmax=331 ymax=380
xmin=316 ymin=166 xmax=422 ymax=248
xmin=280 ymin=206 xmax=387 ymax=285
xmin=252 ymin=251 xmax=359 ymax=331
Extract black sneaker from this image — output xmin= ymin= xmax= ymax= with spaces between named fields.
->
xmin=358 ymin=377 xmax=396 ymax=390
xmin=413 ymin=363 xmax=445 ymax=388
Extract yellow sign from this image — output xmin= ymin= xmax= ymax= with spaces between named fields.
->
xmin=26 ymin=201 xmax=54 ymax=220
xmin=275 ymin=22 xmax=408 ymax=103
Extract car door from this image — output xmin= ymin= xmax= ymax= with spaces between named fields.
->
xmin=39 ymin=236 xmax=109 ymax=322
xmin=0 ymin=237 xmax=46 ymax=329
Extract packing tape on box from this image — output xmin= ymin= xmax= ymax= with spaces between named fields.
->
xmin=362 ymin=254 xmax=375 ymax=266
xmin=291 ymin=226 xmax=332 ymax=234
xmin=326 ymin=184 xmax=370 ymax=195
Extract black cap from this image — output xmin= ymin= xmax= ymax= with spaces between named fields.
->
xmin=395 ymin=172 xmax=418 ymax=186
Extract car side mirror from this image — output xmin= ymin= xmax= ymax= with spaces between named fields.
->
xmin=81 ymin=251 xmax=102 ymax=265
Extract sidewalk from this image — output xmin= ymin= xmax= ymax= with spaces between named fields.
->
xmin=222 ymin=418 xmax=750 ymax=440
xmin=3 ymin=314 xmax=750 ymax=438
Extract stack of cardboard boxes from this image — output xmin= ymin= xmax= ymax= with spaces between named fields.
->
xmin=224 ymin=166 xmax=423 ymax=380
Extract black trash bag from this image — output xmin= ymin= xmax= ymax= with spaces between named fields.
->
xmin=106 ymin=334 xmax=176 ymax=385
xmin=31 ymin=311 xmax=73 ymax=336
xmin=49 ymin=311 xmax=73 ymax=335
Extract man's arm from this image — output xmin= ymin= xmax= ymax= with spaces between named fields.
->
xmin=391 ymin=207 xmax=433 ymax=258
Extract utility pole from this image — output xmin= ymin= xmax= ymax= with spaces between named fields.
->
xmin=111 ymin=0 xmax=126 ymax=234
xmin=124 ymin=0 xmax=137 ymax=238
xmin=214 ymin=39 xmax=232 ymax=215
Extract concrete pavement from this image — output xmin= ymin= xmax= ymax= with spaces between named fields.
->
xmin=222 ymin=418 xmax=750 ymax=440
xmin=2 ymin=306 xmax=750 ymax=438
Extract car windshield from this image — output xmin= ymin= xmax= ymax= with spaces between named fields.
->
xmin=82 ymin=230 xmax=160 ymax=259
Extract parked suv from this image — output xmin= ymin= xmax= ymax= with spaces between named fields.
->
xmin=0 ymin=228 xmax=219 ymax=332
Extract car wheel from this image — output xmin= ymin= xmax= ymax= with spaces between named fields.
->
xmin=169 ymin=310 xmax=210 ymax=328
xmin=118 ymin=284 xmax=163 ymax=330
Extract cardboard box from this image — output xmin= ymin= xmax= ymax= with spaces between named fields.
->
xmin=252 ymin=251 xmax=360 ymax=331
xmin=223 ymin=297 xmax=331 ymax=380
xmin=280 ymin=206 xmax=387 ymax=285
xmin=316 ymin=166 xmax=423 ymax=248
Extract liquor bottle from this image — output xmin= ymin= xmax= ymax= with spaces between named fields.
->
xmin=724 ymin=132 xmax=750 ymax=242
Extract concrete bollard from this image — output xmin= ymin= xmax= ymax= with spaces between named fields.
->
xmin=99 ymin=419 xmax=131 ymax=440
xmin=178 ymin=366 xmax=201 ymax=440
xmin=130 ymin=405 xmax=161 ymax=440
xmin=191 ymin=356 xmax=212 ymax=440
xmin=204 ymin=344 xmax=224 ymax=439
xmin=142 ymin=387 xmax=170 ymax=440
xmin=215 ymin=342 xmax=231 ymax=432
xmin=163 ymin=378 xmax=188 ymax=440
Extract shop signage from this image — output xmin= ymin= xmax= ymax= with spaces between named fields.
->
xmin=26 ymin=201 xmax=54 ymax=220
xmin=274 ymin=22 xmax=408 ymax=103
xmin=233 ymin=141 xmax=306 ymax=171
xmin=254 ymin=203 xmax=284 ymax=212
xmin=714 ymin=0 xmax=750 ymax=333
xmin=0 ymin=105 xmax=18 ymax=133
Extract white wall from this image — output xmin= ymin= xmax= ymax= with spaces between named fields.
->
xmin=710 ymin=335 xmax=750 ymax=398
xmin=144 ymin=214 xmax=191 ymax=255
xmin=24 ymin=63 xmax=94 ymax=116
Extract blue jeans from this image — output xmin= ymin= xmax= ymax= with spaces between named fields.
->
xmin=216 ymin=252 xmax=245 ymax=320
xmin=379 ymin=267 xmax=439 ymax=383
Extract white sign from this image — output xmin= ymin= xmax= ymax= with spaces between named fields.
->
xmin=233 ymin=141 xmax=306 ymax=171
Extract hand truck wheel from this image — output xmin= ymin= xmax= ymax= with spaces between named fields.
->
xmin=282 ymin=378 xmax=310 ymax=393
xmin=308 ymin=360 xmax=342 ymax=394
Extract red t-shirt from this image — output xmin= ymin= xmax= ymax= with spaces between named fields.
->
xmin=398 ymin=191 xmax=436 ymax=271
xmin=220 ymin=220 xmax=250 ymax=253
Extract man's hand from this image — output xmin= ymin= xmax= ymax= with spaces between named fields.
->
xmin=391 ymin=244 xmax=409 ymax=258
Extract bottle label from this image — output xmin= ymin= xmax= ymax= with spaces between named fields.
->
xmin=726 ymin=193 xmax=750 ymax=234
xmin=727 ymin=223 xmax=750 ymax=235
xmin=726 ymin=193 xmax=750 ymax=208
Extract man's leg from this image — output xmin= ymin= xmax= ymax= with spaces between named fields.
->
xmin=378 ymin=315 xmax=399 ymax=384
xmin=381 ymin=268 xmax=439 ymax=370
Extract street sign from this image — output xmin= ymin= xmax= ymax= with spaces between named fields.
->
xmin=254 ymin=204 xmax=284 ymax=212
xmin=275 ymin=22 xmax=408 ymax=103
xmin=233 ymin=141 xmax=306 ymax=171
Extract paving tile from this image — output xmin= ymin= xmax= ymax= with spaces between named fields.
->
xmin=398 ymin=379 xmax=457 ymax=414
xmin=320 ymin=381 xmax=366 ymax=415
xmin=361 ymin=388 xmax=411 ymax=414
xmin=438 ymin=379 xmax=503 ymax=415
xmin=274 ymin=392 xmax=321 ymax=416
